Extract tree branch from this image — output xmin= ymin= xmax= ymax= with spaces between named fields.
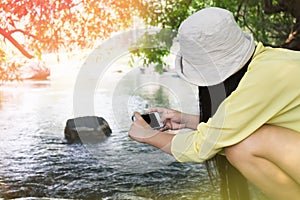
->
xmin=242 ymin=4 xmax=257 ymax=40
xmin=235 ymin=1 xmax=244 ymax=21
xmin=263 ymin=0 xmax=284 ymax=14
xmin=0 ymin=27 xmax=34 ymax=59
xmin=8 ymin=29 xmax=38 ymax=40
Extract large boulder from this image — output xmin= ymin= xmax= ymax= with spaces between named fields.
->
xmin=64 ymin=116 xmax=112 ymax=144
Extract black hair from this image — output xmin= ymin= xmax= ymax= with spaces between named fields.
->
xmin=198 ymin=61 xmax=251 ymax=199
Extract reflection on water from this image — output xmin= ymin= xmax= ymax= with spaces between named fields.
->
xmin=0 ymin=66 xmax=220 ymax=199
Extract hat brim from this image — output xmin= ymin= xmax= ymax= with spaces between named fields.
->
xmin=175 ymin=33 xmax=255 ymax=86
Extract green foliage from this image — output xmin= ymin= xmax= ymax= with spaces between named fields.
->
xmin=129 ymin=0 xmax=193 ymax=72
xmin=135 ymin=0 xmax=192 ymax=29
xmin=228 ymin=0 xmax=294 ymax=45
xmin=131 ymin=0 xmax=295 ymax=73
xmin=129 ymin=28 xmax=177 ymax=73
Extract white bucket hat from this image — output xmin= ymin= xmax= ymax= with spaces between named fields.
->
xmin=175 ymin=7 xmax=255 ymax=86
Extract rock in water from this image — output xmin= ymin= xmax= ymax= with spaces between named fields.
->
xmin=64 ymin=116 xmax=112 ymax=143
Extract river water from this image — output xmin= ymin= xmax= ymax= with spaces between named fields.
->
xmin=0 ymin=56 xmax=221 ymax=199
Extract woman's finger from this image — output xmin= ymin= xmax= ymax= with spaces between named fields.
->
xmin=148 ymin=107 xmax=166 ymax=113
xmin=160 ymin=113 xmax=175 ymax=122
xmin=133 ymin=112 xmax=143 ymax=120
xmin=160 ymin=124 xmax=170 ymax=131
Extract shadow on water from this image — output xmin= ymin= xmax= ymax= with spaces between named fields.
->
xmin=0 ymin=69 xmax=220 ymax=199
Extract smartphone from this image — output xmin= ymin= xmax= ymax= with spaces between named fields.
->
xmin=132 ymin=112 xmax=164 ymax=130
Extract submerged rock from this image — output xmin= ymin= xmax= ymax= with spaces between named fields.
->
xmin=20 ymin=61 xmax=50 ymax=80
xmin=64 ymin=116 xmax=112 ymax=144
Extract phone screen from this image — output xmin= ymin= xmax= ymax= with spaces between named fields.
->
xmin=141 ymin=113 xmax=160 ymax=128
xmin=132 ymin=113 xmax=163 ymax=130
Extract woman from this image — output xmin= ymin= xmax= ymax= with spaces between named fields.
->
xmin=129 ymin=7 xmax=300 ymax=199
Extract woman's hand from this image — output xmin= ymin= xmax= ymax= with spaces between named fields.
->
xmin=128 ymin=112 xmax=174 ymax=154
xmin=148 ymin=107 xmax=186 ymax=131
xmin=128 ymin=112 xmax=159 ymax=143
xmin=149 ymin=107 xmax=200 ymax=131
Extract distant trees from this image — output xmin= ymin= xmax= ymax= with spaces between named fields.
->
xmin=1 ymin=0 xmax=299 ymax=80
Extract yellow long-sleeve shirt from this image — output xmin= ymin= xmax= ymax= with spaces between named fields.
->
xmin=171 ymin=43 xmax=300 ymax=162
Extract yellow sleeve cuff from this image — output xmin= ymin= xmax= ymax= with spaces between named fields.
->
xmin=171 ymin=131 xmax=205 ymax=163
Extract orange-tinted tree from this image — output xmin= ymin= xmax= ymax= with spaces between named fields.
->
xmin=0 ymin=0 xmax=135 ymax=81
